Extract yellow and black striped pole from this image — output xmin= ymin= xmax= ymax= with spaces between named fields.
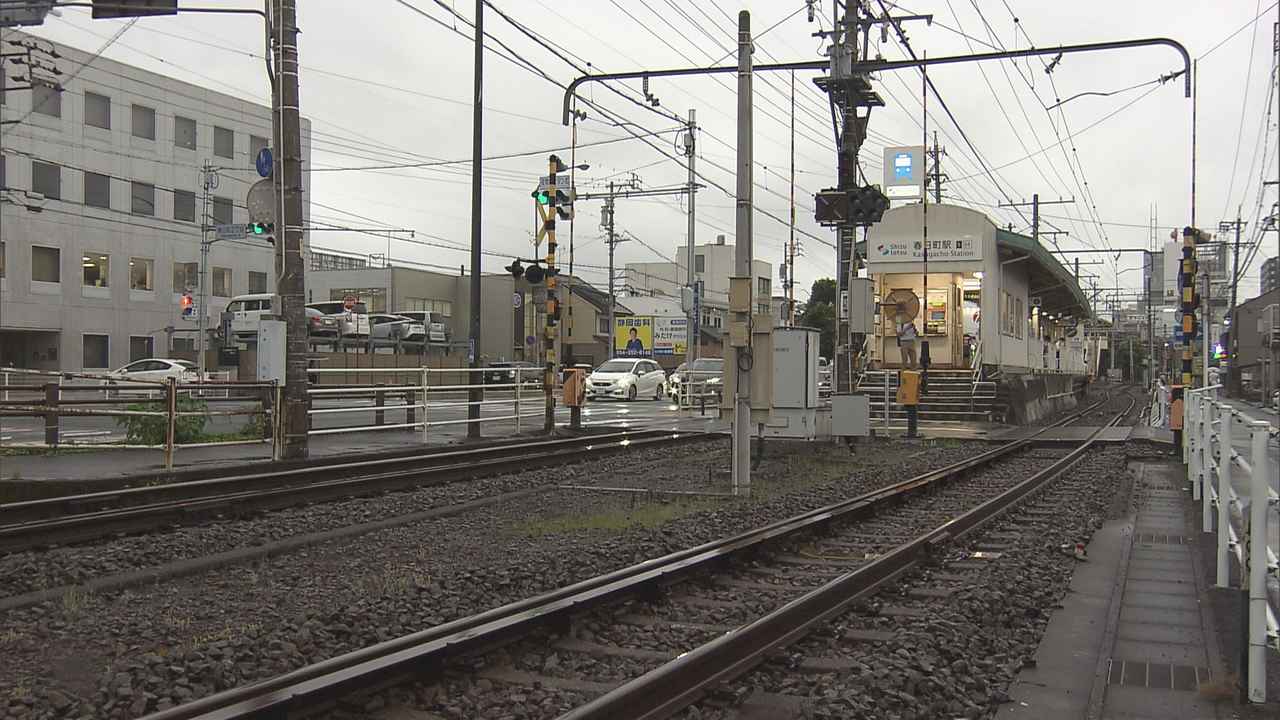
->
xmin=1173 ymin=225 xmax=1201 ymax=446
xmin=544 ymin=155 xmax=565 ymax=432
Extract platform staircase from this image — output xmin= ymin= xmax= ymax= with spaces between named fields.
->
xmin=854 ymin=368 xmax=1005 ymax=425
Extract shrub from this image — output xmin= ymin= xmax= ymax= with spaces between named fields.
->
xmin=115 ymin=397 xmax=208 ymax=445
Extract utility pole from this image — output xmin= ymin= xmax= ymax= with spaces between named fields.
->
xmin=271 ymin=0 xmax=308 ymax=459
xmin=788 ymin=72 xmax=797 ymax=326
xmin=197 ymin=160 xmax=217 ymax=380
xmin=466 ymin=0 xmax=484 ymax=438
xmin=1219 ymin=210 xmax=1245 ymax=396
xmin=590 ymin=177 xmax=641 ymax=358
xmin=999 ymin=195 xmax=1075 ymax=244
xmin=926 ymin=130 xmax=946 ymax=203
xmin=730 ymin=9 xmax=753 ymax=492
xmin=685 ymin=109 xmax=698 ymax=367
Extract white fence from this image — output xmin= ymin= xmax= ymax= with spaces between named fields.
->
xmin=1183 ymin=386 xmax=1279 ymax=703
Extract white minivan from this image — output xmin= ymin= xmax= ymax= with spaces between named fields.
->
xmin=225 ymin=293 xmax=276 ymax=343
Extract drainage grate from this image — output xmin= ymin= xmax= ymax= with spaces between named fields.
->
xmin=1106 ymin=659 xmax=1208 ymax=691
xmin=1135 ymin=533 xmax=1192 ymax=545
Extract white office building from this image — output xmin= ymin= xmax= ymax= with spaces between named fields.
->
xmin=0 ymin=30 xmax=311 ymax=372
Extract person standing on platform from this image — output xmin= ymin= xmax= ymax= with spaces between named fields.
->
xmin=896 ymin=319 xmax=919 ymax=369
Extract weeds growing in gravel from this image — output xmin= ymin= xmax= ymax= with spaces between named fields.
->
xmin=358 ymin=561 xmax=432 ymax=597
xmin=60 ymin=587 xmax=92 ymax=618
xmin=516 ymin=497 xmax=724 ymax=536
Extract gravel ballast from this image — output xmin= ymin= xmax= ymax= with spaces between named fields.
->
xmin=0 ymin=436 xmax=987 ymax=719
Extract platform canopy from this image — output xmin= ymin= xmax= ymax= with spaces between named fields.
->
xmin=995 ymin=228 xmax=1091 ymax=319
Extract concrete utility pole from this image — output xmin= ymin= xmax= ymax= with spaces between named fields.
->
xmin=788 ymin=72 xmax=797 ymax=326
xmin=1221 ymin=210 xmax=1245 ymax=395
xmin=730 ymin=10 xmax=754 ymax=492
xmin=467 ymin=0 xmax=483 ymax=438
xmin=685 ymin=109 xmax=698 ymax=367
xmin=271 ymin=0 xmax=309 ymax=458
xmin=603 ymin=183 xmax=625 ymax=359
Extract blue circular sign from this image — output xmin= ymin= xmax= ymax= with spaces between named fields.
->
xmin=255 ymin=147 xmax=273 ymax=178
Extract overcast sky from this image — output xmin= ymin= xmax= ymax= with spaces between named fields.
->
xmin=23 ymin=0 xmax=1280 ymax=307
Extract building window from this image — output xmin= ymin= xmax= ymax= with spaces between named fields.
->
xmin=248 ymin=270 xmax=267 ymax=294
xmin=131 ymin=181 xmax=155 ymax=216
xmin=172 ymin=337 xmax=195 ymax=352
xmin=82 ymin=253 xmax=109 ymax=287
xmin=249 ymin=134 xmax=268 ymax=164
xmin=758 ymin=278 xmax=771 ymax=296
xmin=32 ymin=246 xmax=60 ymax=283
xmin=211 ymin=196 xmax=232 ymax=225
xmin=213 ymin=126 xmax=234 ymax=159
xmin=31 ymin=160 xmax=60 ymax=199
xmin=757 ymin=303 xmax=769 ymax=316
xmin=131 ymin=104 xmax=155 ymax=140
xmin=130 ymin=257 xmax=154 ymax=291
xmin=31 ymin=84 xmax=60 ymax=117
xmin=84 ymin=91 xmax=110 ymax=129
xmin=83 ymin=334 xmax=109 ymax=369
xmin=695 ymin=254 xmax=705 ymax=273
xmin=403 ymin=297 xmax=452 ymax=316
xmin=173 ymin=261 xmax=198 ymax=293
xmin=1 ymin=154 xmax=5 ymax=188
xmin=174 ymin=115 xmax=197 ymax=150
xmin=212 ymin=267 xmax=232 ymax=297
xmin=173 ymin=190 xmax=195 ymax=222
xmin=129 ymin=336 xmax=153 ymax=362
xmin=83 ymin=171 xmax=110 ymax=209
xmin=598 ymin=317 xmax=610 ymax=335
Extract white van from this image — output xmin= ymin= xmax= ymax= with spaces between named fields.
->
xmin=306 ymin=300 xmax=372 ymax=338
xmin=226 ymin=293 xmax=276 ymax=342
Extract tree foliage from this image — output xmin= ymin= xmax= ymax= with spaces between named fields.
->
xmin=799 ymin=278 xmax=838 ymax=357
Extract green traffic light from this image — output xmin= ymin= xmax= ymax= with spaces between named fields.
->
xmin=252 ymin=223 xmax=263 ymax=234
xmin=536 ymin=191 xmax=549 ymax=205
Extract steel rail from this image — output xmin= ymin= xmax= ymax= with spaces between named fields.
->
xmin=0 ymin=430 xmax=708 ymax=552
xmin=138 ymin=396 xmax=1116 ymax=720
xmin=562 ymin=393 xmax=1139 ymax=720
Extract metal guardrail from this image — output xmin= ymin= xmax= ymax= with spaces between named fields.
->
xmin=0 ymin=368 xmax=278 ymax=469
xmin=305 ymin=366 xmax=550 ymax=440
xmin=1184 ymin=386 xmax=1278 ymax=703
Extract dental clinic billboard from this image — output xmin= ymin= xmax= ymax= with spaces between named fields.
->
xmin=614 ymin=316 xmax=687 ymax=357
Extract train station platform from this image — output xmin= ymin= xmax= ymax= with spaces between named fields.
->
xmin=998 ymin=459 xmax=1235 ymax=719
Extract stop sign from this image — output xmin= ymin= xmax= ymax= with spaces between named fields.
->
xmin=343 ymin=294 xmax=357 ymax=311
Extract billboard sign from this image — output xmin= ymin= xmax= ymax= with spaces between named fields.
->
xmin=614 ymin=316 xmax=653 ymax=357
xmin=653 ymin=317 xmax=688 ymax=356
xmin=883 ymin=145 xmax=925 ymax=201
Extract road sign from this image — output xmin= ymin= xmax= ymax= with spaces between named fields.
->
xmin=526 ymin=335 xmax=537 ymax=346
xmin=537 ymin=175 xmax=572 ymax=191
xmin=246 ymin=179 xmax=276 ymax=224
xmin=215 ymin=223 xmax=249 ymax=241
xmin=513 ymin=292 xmax=523 ymax=309
xmin=255 ymin=147 xmax=273 ymax=178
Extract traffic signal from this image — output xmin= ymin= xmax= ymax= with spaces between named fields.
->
xmin=505 ymin=259 xmax=525 ymax=279
xmin=250 ymin=221 xmax=276 ymax=244
xmin=554 ymin=188 xmax=574 ymax=221
xmin=532 ymin=190 xmax=550 ymax=205
xmin=814 ymin=189 xmax=850 ymax=225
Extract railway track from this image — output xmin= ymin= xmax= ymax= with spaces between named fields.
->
xmin=135 ymin=389 xmax=1138 ymax=720
xmin=0 ymin=429 xmax=712 ymax=553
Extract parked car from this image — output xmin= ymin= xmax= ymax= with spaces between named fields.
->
xmin=587 ymin=358 xmax=667 ymax=401
xmin=101 ymin=358 xmax=200 ymax=396
xmin=483 ymin=361 xmax=539 ymax=386
xmin=227 ymin=294 xmax=338 ymax=339
xmin=671 ymin=357 xmax=724 ymax=402
xmin=369 ymin=314 xmax=426 ymax=342
xmin=306 ymin=300 xmax=371 ymax=338
xmin=395 ymin=311 xmax=450 ymax=343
